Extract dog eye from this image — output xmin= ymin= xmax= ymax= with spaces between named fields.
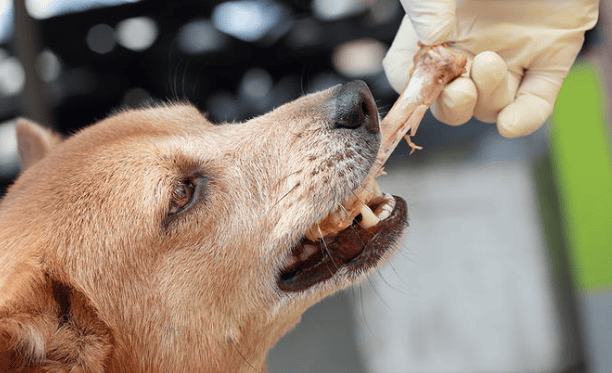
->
xmin=169 ymin=179 xmax=194 ymax=215
xmin=169 ymin=177 xmax=206 ymax=215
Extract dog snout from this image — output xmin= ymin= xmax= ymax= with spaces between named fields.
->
xmin=329 ymin=80 xmax=379 ymax=133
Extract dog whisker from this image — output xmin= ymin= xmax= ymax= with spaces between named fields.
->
xmin=317 ymin=225 xmax=341 ymax=274
xmin=356 ymin=284 xmax=374 ymax=336
xmin=269 ymin=182 xmax=301 ymax=212
xmin=366 ymin=275 xmax=391 ymax=310
xmin=375 ymin=270 xmax=406 ymax=297
xmin=273 ymin=169 xmax=304 ymax=190
xmin=230 ymin=343 xmax=263 ymax=373
xmin=318 ymin=225 xmax=338 ymax=271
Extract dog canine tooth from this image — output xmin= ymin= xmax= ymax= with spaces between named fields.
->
xmin=358 ymin=204 xmax=380 ymax=229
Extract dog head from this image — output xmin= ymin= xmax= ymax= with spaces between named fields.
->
xmin=0 ymin=81 xmax=406 ymax=372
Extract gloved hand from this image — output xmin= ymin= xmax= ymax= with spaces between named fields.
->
xmin=383 ymin=0 xmax=599 ymax=137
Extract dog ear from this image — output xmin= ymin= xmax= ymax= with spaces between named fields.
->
xmin=15 ymin=118 xmax=63 ymax=172
xmin=0 ymin=274 xmax=113 ymax=372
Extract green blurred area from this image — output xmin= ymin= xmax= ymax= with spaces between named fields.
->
xmin=550 ymin=60 xmax=612 ymax=292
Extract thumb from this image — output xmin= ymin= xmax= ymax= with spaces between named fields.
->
xmin=384 ymin=0 xmax=456 ymax=93
xmin=400 ymin=0 xmax=456 ymax=45
xmin=383 ymin=15 xmax=421 ymax=93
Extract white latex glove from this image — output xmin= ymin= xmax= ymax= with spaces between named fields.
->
xmin=383 ymin=0 xmax=599 ymax=137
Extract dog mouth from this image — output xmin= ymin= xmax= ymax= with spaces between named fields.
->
xmin=277 ymin=178 xmax=407 ymax=293
xmin=277 ymin=45 xmax=467 ymax=293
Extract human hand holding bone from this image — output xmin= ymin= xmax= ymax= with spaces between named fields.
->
xmin=384 ymin=0 xmax=599 ymax=137
xmin=309 ymin=0 xmax=598 ymax=241
xmin=305 ymin=44 xmax=467 ymax=240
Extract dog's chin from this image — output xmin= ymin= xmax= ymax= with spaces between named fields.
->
xmin=277 ymin=195 xmax=407 ymax=293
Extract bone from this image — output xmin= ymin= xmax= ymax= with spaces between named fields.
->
xmin=377 ymin=43 xmax=467 ymax=160
xmin=306 ymin=44 xmax=467 ymax=240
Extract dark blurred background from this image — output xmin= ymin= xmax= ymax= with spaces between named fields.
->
xmin=0 ymin=0 xmax=415 ymax=192
xmin=1 ymin=0 xmax=529 ymax=193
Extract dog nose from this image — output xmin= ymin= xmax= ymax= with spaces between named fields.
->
xmin=330 ymin=80 xmax=379 ymax=133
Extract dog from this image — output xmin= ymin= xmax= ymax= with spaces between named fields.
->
xmin=0 ymin=80 xmax=407 ymax=372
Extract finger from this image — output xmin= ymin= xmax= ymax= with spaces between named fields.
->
xmin=497 ymin=94 xmax=552 ymax=138
xmin=400 ymin=0 xmax=456 ymax=45
xmin=497 ymin=34 xmax=584 ymax=138
xmin=430 ymin=77 xmax=477 ymax=126
xmin=497 ymin=72 xmax=562 ymax=138
xmin=383 ymin=15 xmax=421 ymax=93
xmin=470 ymin=51 xmax=511 ymax=123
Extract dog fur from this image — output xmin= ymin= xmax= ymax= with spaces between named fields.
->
xmin=0 ymin=83 xmax=406 ymax=372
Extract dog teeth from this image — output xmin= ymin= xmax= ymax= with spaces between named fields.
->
xmin=304 ymin=177 xmax=394 ymax=239
xmin=358 ymin=204 xmax=380 ymax=229
xmin=286 ymin=244 xmax=319 ymax=267
xmin=373 ymin=193 xmax=396 ymax=221
xmin=300 ymin=244 xmax=318 ymax=261
xmin=286 ymin=256 xmax=299 ymax=267
xmin=357 ymin=193 xmax=396 ymax=229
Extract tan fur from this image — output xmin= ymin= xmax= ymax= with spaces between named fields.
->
xmin=0 ymin=86 xmax=401 ymax=372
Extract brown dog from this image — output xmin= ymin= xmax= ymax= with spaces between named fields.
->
xmin=0 ymin=81 xmax=406 ymax=373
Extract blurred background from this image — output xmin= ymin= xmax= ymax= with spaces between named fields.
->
xmin=0 ymin=0 xmax=610 ymax=372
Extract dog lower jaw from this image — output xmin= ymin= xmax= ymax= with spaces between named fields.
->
xmin=277 ymin=196 xmax=406 ymax=293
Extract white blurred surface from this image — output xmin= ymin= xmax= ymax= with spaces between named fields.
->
xmin=116 ymin=17 xmax=158 ymax=51
xmin=212 ymin=0 xmax=283 ymax=42
xmin=25 ymin=0 xmax=140 ymax=19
